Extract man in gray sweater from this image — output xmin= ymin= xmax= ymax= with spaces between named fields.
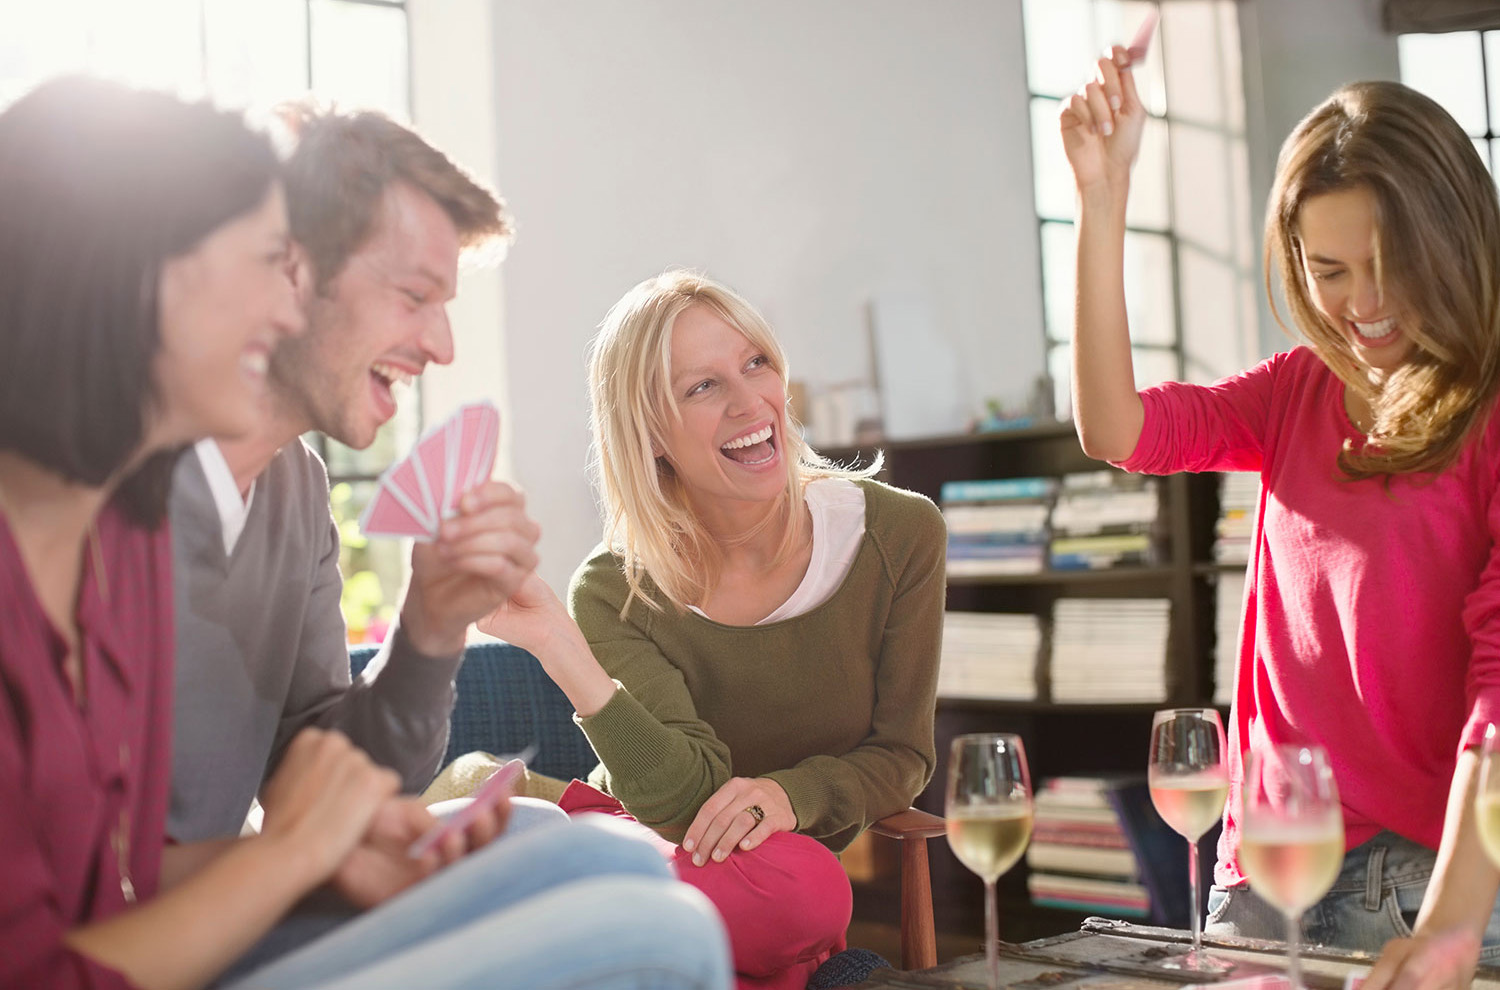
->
xmin=168 ymin=103 xmax=540 ymax=843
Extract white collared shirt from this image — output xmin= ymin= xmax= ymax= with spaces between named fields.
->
xmin=194 ymin=438 xmax=257 ymax=556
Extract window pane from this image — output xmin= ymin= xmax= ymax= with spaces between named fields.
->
xmin=1031 ymin=97 xmax=1075 ymax=222
xmin=310 ymin=0 xmax=409 ymax=120
xmin=1041 ymin=221 xmax=1077 ymax=343
xmin=1023 ymin=0 xmax=1097 ymax=99
xmin=1399 ymin=32 xmax=1486 ymax=136
xmin=332 ymin=481 xmax=405 ymax=644
xmin=1124 ymin=230 xmax=1175 ymax=345
xmin=1126 ymin=116 xmax=1170 ymax=230
xmin=1131 ymin=346 xmax=1179 ymax=390
xmin=205 ymin=0 xmax=308 ymax=111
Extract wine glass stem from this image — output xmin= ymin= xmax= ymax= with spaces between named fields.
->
xmin=985 ymin=877 xmax=999 ymax=990
xmin=1286 ymin=912 xmax=1302 ymax=989
xmin=1188 ymin=835 xmax=1202 ymax=954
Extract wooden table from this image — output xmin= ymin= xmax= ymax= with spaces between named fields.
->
xmin=857 ymin=918 xmax=1500 ymax=990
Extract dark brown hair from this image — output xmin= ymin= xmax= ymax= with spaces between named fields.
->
xmin=277 ymin=102 xmax=512 ymax=290
xmin=0 ymin=76 xmax=278 ymax=525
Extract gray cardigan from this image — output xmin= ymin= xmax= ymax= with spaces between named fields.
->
xmin=167 ymin=440 xmax=462 ymax=841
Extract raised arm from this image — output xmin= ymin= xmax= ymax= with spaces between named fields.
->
xmin=1062 ymin=46 xmax=1149 ymax=462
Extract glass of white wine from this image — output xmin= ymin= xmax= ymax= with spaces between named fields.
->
xmin=1148 ymin=708 xmax=1230 ymax=972
xmin=1240 ymin=745 xmax=1343 ymax=989
xmin=1475 ymin=725 xmax=1500 ymax=867
xmin=946 ymin=733 xmax=1034 ymax=990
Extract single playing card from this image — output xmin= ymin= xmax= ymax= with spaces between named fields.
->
xmin=412 ymin=423 xmax=452 ymax=522
xmin=1127 ymin=8 xmax=1159 ymax=64
xmin=383 ymin=458 xmax=436 ymax=531
xmin=360 ymin=483 xmax=433 ymax=538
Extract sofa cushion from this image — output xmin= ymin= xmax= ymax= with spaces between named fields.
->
xmin=349 ymin=639 xmax=598 ymax=782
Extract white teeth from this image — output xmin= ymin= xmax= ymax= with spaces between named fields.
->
xmin=241 ymin=350 xmax=269 ymax=377
xmin=1353 ymin=317 xmax=1397 ymax=339
xmin=720 ymin=425 xmax=772 ymax=450
xmin=371 ymin=362 xmax=415 ymax=388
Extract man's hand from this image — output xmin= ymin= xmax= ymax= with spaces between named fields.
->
xmin=682 ymin=776 xmax=796 ymax=867
xmin=332 ymin=789 xmax=513 ymax=910
xmin=402 ymin=481 xmax=541 ymax=656
xmin=1364 ymin=928 xmax=1481 ymax=990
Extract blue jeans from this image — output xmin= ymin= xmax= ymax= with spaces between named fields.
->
xmin=1205 ymin=830 xmax=1500 ymax=962
xmin=221 ymin=813 xmax=732 ymax=990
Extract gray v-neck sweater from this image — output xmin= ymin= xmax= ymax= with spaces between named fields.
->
xmin=168 ymin=440 xmax=461 ymax=841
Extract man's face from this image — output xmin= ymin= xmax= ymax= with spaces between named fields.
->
xmin=271 ymin=181 xmax=461 ymax=449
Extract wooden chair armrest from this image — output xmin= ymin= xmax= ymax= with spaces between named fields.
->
xmin=868 ymin=807 xmax=947 ymax=840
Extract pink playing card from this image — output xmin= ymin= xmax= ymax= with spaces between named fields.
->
xmin=1127 ymin=8 xmax=1159 ymax=63
xmin=360 ymin=483 xmax=432 ymax=538
xmin=412 ymin=423 xmax=452 ymax=522
xmin=383 ymin=458 xmax=436 ymax=532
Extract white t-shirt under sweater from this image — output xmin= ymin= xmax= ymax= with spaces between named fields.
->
xmin=689 ymin=477 xmax=866 ymax=624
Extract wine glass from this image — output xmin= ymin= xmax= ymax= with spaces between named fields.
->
xmin=1148 ymin=708 xmax=1231 ymax=972
xmin=946 ymin=733 xmax=1033 ymax=990
xmin=1476 ymin=725 xmax=1500 ymax=867
xmin=1240 ymin=745 xmax=1343 ymax=989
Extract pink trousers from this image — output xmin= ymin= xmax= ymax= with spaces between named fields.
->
xmin=559 ymin=781 xmax=852 ymax=990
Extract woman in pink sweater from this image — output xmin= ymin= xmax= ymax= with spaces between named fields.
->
xmin=1063 ymin=50 xmax=1500 ymax=990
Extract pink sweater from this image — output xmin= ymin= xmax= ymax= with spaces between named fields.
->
xmin=1118 ymin=346 xmax=1500 ymax=887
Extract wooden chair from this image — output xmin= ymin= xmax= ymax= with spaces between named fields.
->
xmin=869 ymin=807 xmax=948 ymax=970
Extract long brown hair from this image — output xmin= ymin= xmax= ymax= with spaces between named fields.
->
xmin=1267 ymin=81 xmax=1500 ymax=478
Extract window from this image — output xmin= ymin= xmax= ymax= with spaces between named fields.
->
xmin=1398 ymin=30 xmax=1500 ymax=178
xmin=1 ymin=0 xmax=415 ymax=643
xmin=1023 ymin=0 xmax=1258 ymax=416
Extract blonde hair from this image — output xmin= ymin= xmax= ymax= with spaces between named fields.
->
xmin=1267 ymin=81 xmax=1500 ymax=479
xmin=587 ymin=270 xmax=879 ymax=615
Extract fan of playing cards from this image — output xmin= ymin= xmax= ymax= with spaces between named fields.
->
xmin=359 ymin=401 xmax=500 ymax=540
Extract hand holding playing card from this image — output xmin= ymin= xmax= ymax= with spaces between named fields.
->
xmin=360 ymin=400 xmax=501 ymax=541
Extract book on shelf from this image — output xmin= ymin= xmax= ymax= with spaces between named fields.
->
xmin=1048 ymin=598 xmax=1170 ymax=703
xmin=938 ymin=611 xmax=1038 ymax=700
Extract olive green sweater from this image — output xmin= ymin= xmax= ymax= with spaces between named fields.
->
xmin=568 ymin=479 xmax=945 ymax=852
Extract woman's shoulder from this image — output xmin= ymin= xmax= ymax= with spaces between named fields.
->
xmin=852 ymin=478 xmax=945 ymax=541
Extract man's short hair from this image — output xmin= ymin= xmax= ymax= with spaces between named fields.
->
xmin=277 ymin=102 xmax=513 ymax=291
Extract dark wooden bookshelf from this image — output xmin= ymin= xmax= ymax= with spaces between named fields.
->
xmin=820 ymin=422 xmax=1227 ymax=947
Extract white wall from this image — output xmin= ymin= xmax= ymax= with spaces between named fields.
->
xmin=489 ymin=0 xmax=1043 ymax=590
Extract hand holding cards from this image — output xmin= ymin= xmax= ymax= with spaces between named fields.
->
xmin=361 ymin=400 xmax=500 ymax=540
xmin=408 ymin=744 xmax=536 ymax=859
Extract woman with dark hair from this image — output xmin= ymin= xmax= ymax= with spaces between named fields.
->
xmin=0 ymin=78 xmax=732 ymax=990
xmin=1062 ymin=48 xmax=1500 ymax=988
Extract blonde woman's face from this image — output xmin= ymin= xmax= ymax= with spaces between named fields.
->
xmin=657 ymin=303 xmax=788 ymax=511
xmin=1297 ymin=185 xmax=1415 ymax=382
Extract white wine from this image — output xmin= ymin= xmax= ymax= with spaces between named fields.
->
xmin=1477 ymin=793 xmax=1500 ymax=867
xmin=947 ymin=804 xmax=1034 ymax=881
xmin=1239 ymin=818 xmax=1343 ymax=917
xmin=1149 ymin=771 xmax=1229 ymax=841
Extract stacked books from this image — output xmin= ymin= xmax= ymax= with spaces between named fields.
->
xmin=941 ymin=477 xmax=1057 ymax=577
xmin=1049 ymin=598 xmax=1171 ymax=703
xmin=1027 ymin=777 xmax=1150 ymax=917
xmin=1214 ymin=571 xmax=1245 ymax=705
xmin=938 ymin=611 xmax=1040 ymax=700
xmin=1215 ymin=473 xmax=1260 ymax=565
xmin=1049 ymin=471 xmax=1162 ymax=570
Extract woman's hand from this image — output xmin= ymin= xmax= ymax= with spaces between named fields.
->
xmin=682 ymin=776 xmax=796 ymax=867
xmin=257 ymin=728 xmax=401 ymax=884
xmin=1060 ymin=46 xmax=1148 ymax=199
xmin=477 ymin=571 xmax=571 ymax=657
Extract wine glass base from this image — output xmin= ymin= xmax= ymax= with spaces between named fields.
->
xmin=1160 ymin=949 xmax=1234 ymax=974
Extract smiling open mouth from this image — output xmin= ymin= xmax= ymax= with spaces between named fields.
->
xmin=720 ymin=424 xmax=776 ymax=465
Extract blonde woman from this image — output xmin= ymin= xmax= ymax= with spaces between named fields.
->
xmin=482 ymin=270 xmax=946 ymax=990
xmin=1064 ymin=49 xmax=1500 ymax=989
